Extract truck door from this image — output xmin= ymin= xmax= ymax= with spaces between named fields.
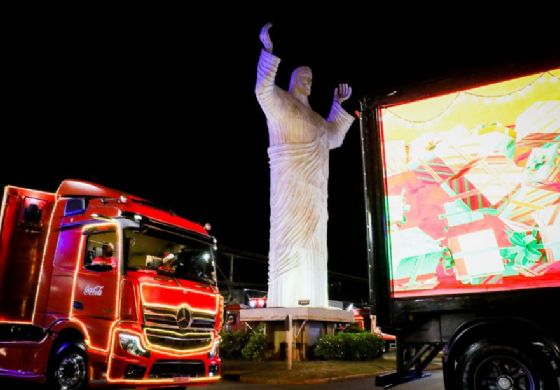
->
xmin=72 ymin=224 xmax=120 ymax=351
xmin=0 ymin=186 xmax=55 ymax=322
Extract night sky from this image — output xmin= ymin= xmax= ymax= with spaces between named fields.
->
xmin=2 ymin=7 xmax=558 ymax=302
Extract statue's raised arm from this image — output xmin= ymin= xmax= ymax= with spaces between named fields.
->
xmin=255 ymin=23 xmax=282 ymax=119
xmin=259 ymin=23 xmax=273 ymax=53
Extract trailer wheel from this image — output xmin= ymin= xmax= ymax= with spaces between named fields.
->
xmin=457 ymin=342 xmax=545 ymax=390
xmin=47 ymin=343 xmax=88 ymax=390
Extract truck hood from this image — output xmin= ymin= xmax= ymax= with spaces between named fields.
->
xmin=128 ymin=271 xmax=220 ymax=313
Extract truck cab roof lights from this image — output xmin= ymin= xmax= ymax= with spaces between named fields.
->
xmin=204 ymin=223 xmax=212 ymax=231
xmin=57 ymin=180 xmax=147 ymax=203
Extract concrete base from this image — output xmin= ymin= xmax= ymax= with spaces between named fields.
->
xmin=240 ymin=307 xmax=354 ymax=361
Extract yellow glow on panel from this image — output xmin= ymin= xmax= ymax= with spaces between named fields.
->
xmin=383 ymin=69 xmax=560 ymax=143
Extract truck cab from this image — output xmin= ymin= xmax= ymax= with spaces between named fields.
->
xmin=0 ymin=180 xmax=223 ymax=389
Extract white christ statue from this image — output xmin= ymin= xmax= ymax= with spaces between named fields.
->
xmin=255 ymin=23 xmax=355 ymax=308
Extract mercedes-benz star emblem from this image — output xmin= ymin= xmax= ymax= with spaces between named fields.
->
xmin=176 ymin=307 xmax=191 ymax=329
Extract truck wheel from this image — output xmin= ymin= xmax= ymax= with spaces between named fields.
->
xmin=47 ymin=343 xmax=88 ymax=390
xmin=457 ymin=342 xmax=545 ymax=390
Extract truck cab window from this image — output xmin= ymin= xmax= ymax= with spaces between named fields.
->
xmin=84 ymin=231 xmax=117 ymax=272
xmin=124 ymin=228 xmax=217 ymax=285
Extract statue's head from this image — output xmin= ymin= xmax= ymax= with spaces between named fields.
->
xmin=289 ymin=66 xmax=312 ymax=97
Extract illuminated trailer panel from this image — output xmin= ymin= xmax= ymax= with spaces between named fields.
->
xmin=376 ymin=68 xmax=560 ymax=298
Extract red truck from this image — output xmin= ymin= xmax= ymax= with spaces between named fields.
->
xmin=0 ymin=180 xmax=223 ymax=389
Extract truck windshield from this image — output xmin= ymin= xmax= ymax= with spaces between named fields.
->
xmin=124 ymin=228 xmax=216 ymax=285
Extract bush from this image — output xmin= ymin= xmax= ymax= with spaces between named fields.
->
xmin=219 ymin=330 xmax=250 ymax=359
xmin=314 ymin=332 xmax=384 ymax=361
xmin=313 ymin=334 xmax=345 ymax=360
xmin=241 ymin=325 xmax=267 ymax=361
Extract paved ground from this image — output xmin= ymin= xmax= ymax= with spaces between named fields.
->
xmin=1 ymin=371 xmax=444 ymax=389
xmin=194 ymin=371 xmax=444 ymax=389
xmin=1 ymin=350 xmax=444 ymax=389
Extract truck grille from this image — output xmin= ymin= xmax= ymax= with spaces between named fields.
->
xmin=143 ymin=305 xmax=214 ymax=351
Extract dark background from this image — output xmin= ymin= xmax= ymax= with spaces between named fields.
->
xmin=2 ymin=6 xmax=558 ymax=302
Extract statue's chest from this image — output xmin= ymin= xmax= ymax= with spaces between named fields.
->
xmin=287 ymin=102 xmax=327 ymax=133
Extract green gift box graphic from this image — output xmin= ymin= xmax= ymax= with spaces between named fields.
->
xmin=525 ymin=142 xmax=559 ymax=185
xmin=390 ymin=227 xmax=443 ymax=291
xmin=440 ymin=199 xmax=484 ymax=227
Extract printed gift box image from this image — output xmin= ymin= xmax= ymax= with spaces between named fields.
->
xmin=447 ymin=229 xmax=504 ymax=283
xmin=499 ymin=186 xmax=560 ymax=229
xmin=533 ymin=204 xmax=560 ymax=262
xmin=525 ymin=142 xmax=559 ymax=185
xmin=513 ymin=101 xmax=560 ymax=167
xmin=390 ymin=227 xmax=443 ymax=291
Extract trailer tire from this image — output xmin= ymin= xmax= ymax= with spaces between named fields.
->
xmin=457 ymin=341 xmax=550 ymax=390
xmin=46 ymin=342 xmax=88 ymax=390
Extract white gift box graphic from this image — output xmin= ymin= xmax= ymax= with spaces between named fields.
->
xmin=448 ymin=229 xmax=505 ymax=280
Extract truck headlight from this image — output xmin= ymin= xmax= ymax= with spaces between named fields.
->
xmin=208 ymin=338 xmax=220 ymax=359
xmin=119 ymin=333 xmax=150 ymax=357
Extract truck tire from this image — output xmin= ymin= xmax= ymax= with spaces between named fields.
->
xmin=457 ymin=341 xmax=547 ymax=390
xmin=46 ymin=342 xmax=88 ymax=390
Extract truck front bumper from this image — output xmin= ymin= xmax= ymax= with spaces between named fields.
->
xmin=106 ymin=326 xmax=221 ymax=387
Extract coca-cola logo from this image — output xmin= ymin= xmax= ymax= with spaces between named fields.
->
xmin=83 ymin=285 xmax=104 ymax=296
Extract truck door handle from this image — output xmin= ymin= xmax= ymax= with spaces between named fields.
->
xmin=73 ymin=301 xmax=84 ymax=310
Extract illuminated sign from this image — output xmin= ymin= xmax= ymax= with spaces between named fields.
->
xmin=377 ymin=68 xmax=560 ymax=298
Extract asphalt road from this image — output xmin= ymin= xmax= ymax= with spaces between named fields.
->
xmin=193 ymin=371 xmax=444 ymax=390
xmin=0 ymin=372 xmax=444 ymax=390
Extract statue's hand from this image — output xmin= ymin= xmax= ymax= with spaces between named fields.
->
xmin=334 ymin=83 xmax=352 ymax=104
xmin=259 ymin=23 xmax=273 ymax=53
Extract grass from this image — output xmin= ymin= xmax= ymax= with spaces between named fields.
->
xmin=222 ymin=355 xmax=398 ymax=384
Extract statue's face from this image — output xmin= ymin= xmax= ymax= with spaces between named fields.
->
xmin=290 ymin=66 xmax=312 ymax=97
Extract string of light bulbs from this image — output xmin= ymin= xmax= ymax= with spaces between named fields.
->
xmin=384 ymin=70 xmax=560 ymax=127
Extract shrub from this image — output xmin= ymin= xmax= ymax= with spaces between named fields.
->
xmin=313 ymin=333 xmax=345 ymax=360
xmin=219 ymin=330 xmax=250 ymax=359
xmin=241 ymin=325 xmax=267 ymax=361
xmin=343 ymin=332 xmax=384 ymax=360
xmin=314 ymin=332 xmax=383 ymax=360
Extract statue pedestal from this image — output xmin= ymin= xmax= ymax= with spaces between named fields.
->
xmin=240 ymin=307 xmax=355 ymax=361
